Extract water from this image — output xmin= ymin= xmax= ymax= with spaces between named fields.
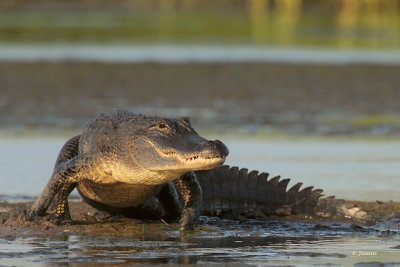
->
xmin=1 ymin=223 xmax=400 ymax=266
xmin=1 ymin=136 xmax=399 ymax=201
xmin=1 ymin=45 xmax=400 ymax=64
xmin=225 ymin=138 xmax=400 ymax=202
xmin=1 ymin=136 xmax=400 ymax=266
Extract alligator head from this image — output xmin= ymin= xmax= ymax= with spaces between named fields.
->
xmin=133 ymin=116 xmax=229 ymax=172
xmin=81 ymin=109 xmax=229 ymax=176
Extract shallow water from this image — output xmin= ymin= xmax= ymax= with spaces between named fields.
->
xmin=1 ymin=220 xmax=400 ymax=267
xmin=1 ymin=45 xmax=400 ymax=65
xmin=0 ymin=136 xmax=399 ymax=201
xmin=1 ymin=136 xmax=400 ymax=266
xmin=225 ymin=137 xmax=400 ymax=202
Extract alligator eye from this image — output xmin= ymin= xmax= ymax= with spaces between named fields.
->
xmin=149 ymin=122 xmax=169 ymax=130
xmin=158 ymin=122 xmax=167 ymax=129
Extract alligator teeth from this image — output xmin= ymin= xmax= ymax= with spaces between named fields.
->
xmin=185 ymin=155 xmax=225 ymax=161
xmin=187 ymin=155 xmax=199 ymax=161
xmin=204 ymin=155 xmax=225 ymax=160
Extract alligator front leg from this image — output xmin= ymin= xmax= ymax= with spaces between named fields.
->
xmin=49 ymin=181 xmax=78 ymax=224
xmin=174 ymin=172 xmax=202 ymax=231
xmin=157 ymin=182 xmax=183 ymax=221
xmin=29 ymin=157 xmax=82 ymax=224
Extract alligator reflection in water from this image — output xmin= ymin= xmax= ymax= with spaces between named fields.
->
xmin=1 ymin=218 xmax=400 ymax=266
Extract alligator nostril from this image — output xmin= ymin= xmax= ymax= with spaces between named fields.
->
xmin=207 ymin=140 xmax=216 ymax=146
xmin=214 ymin=140 xmax=223 ymax=146
xmin=205 ymin=140 xmax=229 ymax=156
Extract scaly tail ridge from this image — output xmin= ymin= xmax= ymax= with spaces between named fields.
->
xmin=196 ymin=165 xmax=331 ymax=218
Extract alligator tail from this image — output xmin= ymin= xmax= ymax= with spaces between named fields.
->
xmin=195 ymin=165 xmax=334 ymax=219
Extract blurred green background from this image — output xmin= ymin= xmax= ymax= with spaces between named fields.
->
xmin=1 ymin=0 xmax=399 ymax=49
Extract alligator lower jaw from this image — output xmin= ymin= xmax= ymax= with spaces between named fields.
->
xmin=182 ymin=155 xmax=227 ymax=171
xmin=149 ymin=155 xmax=226 ymax=172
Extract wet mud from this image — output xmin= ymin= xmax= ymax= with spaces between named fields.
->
xmin=2 ymin=200 xmax=400 ymax=239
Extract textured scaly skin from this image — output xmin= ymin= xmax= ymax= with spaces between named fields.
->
xmin=196 ymin=166 xmax=330 ymax=218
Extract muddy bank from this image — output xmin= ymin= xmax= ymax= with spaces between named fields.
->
xmin=2 ymin=200 xmax=400 ymax=240
xmin=0 ymin=201 xmax=176 ymax=240
xmin=1 ymin=62 xmax=400 ymax=135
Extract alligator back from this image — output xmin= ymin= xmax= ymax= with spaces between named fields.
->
xmin=196 ymin=165 xmax=328 ymax=218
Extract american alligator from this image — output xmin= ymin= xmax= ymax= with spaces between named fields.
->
xmin=29 ymin=109 xmax=367 ymax=230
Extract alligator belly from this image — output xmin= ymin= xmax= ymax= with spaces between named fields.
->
xmin=77 ymin=179 xmax=162 ymax=208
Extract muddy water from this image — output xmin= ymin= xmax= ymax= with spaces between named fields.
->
xmin=1 ymin=136 xmax=400 ymax=266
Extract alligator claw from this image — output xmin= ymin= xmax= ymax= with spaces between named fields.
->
xmin=27 ymin=209 xmax=43 ymax=222
xmin=50 ymin=214 xmax=72 ymax=226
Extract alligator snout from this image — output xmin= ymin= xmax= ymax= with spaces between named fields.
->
xmin=203 ymin=140 xmax=229 ymax=158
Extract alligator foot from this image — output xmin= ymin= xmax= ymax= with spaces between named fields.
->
xmin=180 ymin=207 xmax=199 ymax=231
xmin=50 ymin=213 xmax=72 ymax=225
xmin=26 ymin=209 xmax=69 ymax=226
xmin=27 ymin=209 xmax=46 ymax=222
